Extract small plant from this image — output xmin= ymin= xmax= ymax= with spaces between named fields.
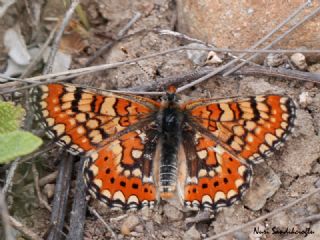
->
xmin=0 ymin=101 xmax=42 ymax=164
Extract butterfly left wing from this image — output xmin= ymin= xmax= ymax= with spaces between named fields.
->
xmin=180 ymin=127 xmax=252 ymax=211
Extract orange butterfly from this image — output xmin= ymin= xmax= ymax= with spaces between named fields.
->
xmin=30 ymin=83 xmax=295 ymax=211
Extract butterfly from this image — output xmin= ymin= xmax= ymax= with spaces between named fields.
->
xmin=30 ymin=83 xmax=296 ymax=211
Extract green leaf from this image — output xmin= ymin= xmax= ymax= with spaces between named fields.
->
xmin=0 ymin=130 xmax=43 ymax=164
xmin=0 ymin=101 xmax=25 ymax=134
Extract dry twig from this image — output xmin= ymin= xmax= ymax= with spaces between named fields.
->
xmin=0 ymin=189 xmax=14 ymax=240
xmin=296 ymin=213 xmax=320 ymax=225
xmin=89 ymin=207 xmax=118 ymax=240
xmin=9 ymin=216 xmax=43 ymax=240
xmin=2 ymin=158 xmax=21 ymax=196
xmin=32 ymin=163 xmax=52 ymax=211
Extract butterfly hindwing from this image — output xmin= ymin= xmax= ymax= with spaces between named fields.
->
xmin=83 ymin=124 xmax=159 ymax=210
xmin=181 ymin=127 xmax=252 ymax=211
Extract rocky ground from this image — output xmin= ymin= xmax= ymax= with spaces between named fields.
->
xmin=0 ymin=1 xmax=319 ymax=240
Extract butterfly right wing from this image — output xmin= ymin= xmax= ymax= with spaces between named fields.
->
xmin=30 ymin=83 xmax=160 ymax=154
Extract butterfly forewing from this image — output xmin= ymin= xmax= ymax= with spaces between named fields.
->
xmin=30 ymin=83 xmax=160 ymax=154
xmin=184 ymin=95 xmax=296 ymax=164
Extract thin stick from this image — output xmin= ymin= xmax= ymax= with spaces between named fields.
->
xmin=224 ymin=1 xmax=319 ymax=76
xmin=0 ymin=189 xmax=14 ymax=240
xmin=2 ymin=42 xmax=320 ymax=94
xmin=204 ymin=188 xmax=320 ymax=240
xmin=43 ymin=0 xmax=79 ymax=74
xmin=89 ymin=207 xmax=118 ymax=240
xmin=238 ymin=65 xmax=320 ymax=84
xmin=296 ymin=213 xmax=320 ymax=225
xmin=2 ymin=158 xmax=21 ymax=196
xmin=0 ymin=75 xmax=39 ymax=84
xmin=0 ymin=47 xmax=193 ymax=95
xmin=9 ymin=216 xmax=43 ymax=240
xmin=24 ymin=170 xmax=58 ymax=190
xmin=176 ymin=62 xmax=234 ymax=93
xmin=32 ymin=163 xmax=52 ymax=211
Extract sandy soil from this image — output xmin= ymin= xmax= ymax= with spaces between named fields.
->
xmin=0 ymin=1 xmax=319 ymax=240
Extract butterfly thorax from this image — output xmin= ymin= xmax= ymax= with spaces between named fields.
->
xmin=158 ymin=93 xmax=184 ymax=198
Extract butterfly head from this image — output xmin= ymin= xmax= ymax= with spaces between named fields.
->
xmin=164 ymin=85 xmax=178 ymax=102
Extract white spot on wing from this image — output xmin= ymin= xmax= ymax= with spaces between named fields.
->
xmin=113 ymin=191 xmax=125 ymax=203
xmin=202 ymin=195 xmax=212 ymax=204
xmin=214 ymin=191 xmax=226 ymax=202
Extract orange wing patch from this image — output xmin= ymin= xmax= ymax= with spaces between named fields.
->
xmin=30 ymin=83 xmax=159 ymax=154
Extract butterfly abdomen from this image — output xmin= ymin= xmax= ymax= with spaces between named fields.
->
xmin=158 ymin=105 xmax=183 ymax=197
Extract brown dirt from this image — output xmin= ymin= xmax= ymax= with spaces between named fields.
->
xmin=0 ymin=1 xmax=319 ymax=240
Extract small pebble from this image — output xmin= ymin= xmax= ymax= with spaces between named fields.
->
xmin=299 ymin=92 xmax=313 ymax=108
xmin=233 ymin=231 xmax=249 ymax=240
xmin=308 ymin=63 xmax=320 ymax=73
xmin=120 ymin=215 xmax=140 ymax=235
xmin=183 ymin=225 xmax=201 ymax=240
xmin=162 ymin=230 xmax=172 ymax=237
xmin=307 ymin=204 xmax=319 ymax=214
xmin=271 ymin=212 xmax=290 ymax=228
xmin=243 ymin=166 xmax=281 ymax=211
xmin=43 ymin=184 xmax=55 ymax=199
xmin=205 ymin=51 xmax=223 ymax=65
xmin=163 ymin=204 xmax=183 ymax=221
xmin=290 ymin=53 xmax=308 ymax=70
xmin=140 ymin=207 xmax=152 ymax=220
xmin=134 ymin=225 xmax=144 ymax=233
xmin=153 ymin=212 xmax=163 ymax=224
xmin=264 ymin=53 xmax=286 ymax=67
xmin=145 ymin=221 xmax=154 ymax=233
xmin=186 ymin=43 xmax=209 ymax=65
